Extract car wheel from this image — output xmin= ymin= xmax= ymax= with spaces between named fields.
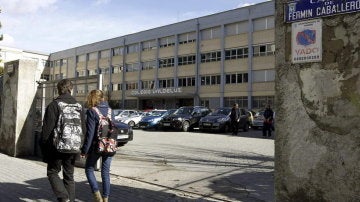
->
xmin=128 ymin=121 xmax=135 ymax=127
xmin=182 ymin=121 xmax=190 ymax=132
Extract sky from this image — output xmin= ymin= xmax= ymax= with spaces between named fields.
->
xmin=0 ymin=0 xmax=269 ymax=54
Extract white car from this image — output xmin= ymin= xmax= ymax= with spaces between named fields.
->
xmin=120 ymin=112 xmax=146 ymax=128
xmin=114 ymin=109 xmax=140 ymax=121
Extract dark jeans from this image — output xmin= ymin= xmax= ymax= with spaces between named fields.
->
xmin=263 ymin=122 xmax=272 ymax=136
xmin=85 ymin=151 xmax=113 ymax=197
xmin=47 ymin=152 xmax=76 ymax=202
xmin=231 ymin=120 xmax=239 ymax=134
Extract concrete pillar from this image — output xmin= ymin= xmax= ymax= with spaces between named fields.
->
xmin=275 ymin=1 xmax=360 ymax=201
xmin=0 ymin=59 xmax=42 ymax=157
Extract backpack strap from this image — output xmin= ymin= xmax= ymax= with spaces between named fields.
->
xmin=92 ymin=107 xmax=111 ymax=119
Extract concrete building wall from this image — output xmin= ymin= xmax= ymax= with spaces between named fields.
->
xmin=275 ymin=1 xmax=360 ymax=201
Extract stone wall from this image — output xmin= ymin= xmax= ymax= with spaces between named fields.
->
xmin=275 ymin=1 xmax=360 ymax=201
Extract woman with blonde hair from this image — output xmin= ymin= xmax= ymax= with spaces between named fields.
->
xmin=81 ymin=90 xmax=114 ymax=202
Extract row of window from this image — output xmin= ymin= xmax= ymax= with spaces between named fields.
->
xmin=223 ymin=96 xmax=274 ymax=109
xmin=75 ymin=70 xmax=274 ymax=93
xmin=51 ymin=43 xmax=273 ymax=69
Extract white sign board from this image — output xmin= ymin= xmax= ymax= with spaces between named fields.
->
xmin=292 ymin=19 xmax=322 ymax=63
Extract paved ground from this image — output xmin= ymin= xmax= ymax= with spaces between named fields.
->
xmin=0 ymin=129 xmax=274 ymax=202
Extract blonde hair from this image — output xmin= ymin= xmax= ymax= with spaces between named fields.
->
xmin=86 ymin=90 xmax=104 ymax=108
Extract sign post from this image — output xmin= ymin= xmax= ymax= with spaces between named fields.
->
xmin=291 ymin=19 xmax=322 ymax=63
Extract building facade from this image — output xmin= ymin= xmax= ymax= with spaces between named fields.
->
xmin=46 ymin=1 xmax=275 ymax=111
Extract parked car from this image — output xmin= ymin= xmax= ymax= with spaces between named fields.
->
xmin=247 ymin=110 xmax=256 ymax=128
xmin=252 ymin=110 xmax=265 ymax=129
xmin=252 ymin=110 xmax=275 ymax=130
xmin=120 ymin=112 xmax=146 ymax=128
xmin=199 ymin=107 xmax=249 ymax=132
xmin=160 ymin=106 xmax=211 ymax=132
xmin=138 ymin=109 xmax=176 ymax=130
xmin=113 ymin=121 xmax=134 ymax=146
xmin=114 ymin=109 xmax=140 ymax=121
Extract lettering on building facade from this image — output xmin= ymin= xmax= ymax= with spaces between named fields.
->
xmin=131 ymin=87 xmax=183 ymax=96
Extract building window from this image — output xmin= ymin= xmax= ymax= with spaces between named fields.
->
xmin=142 ymin=60 xmax=156 ymax=70
xmin=125 ymin=63 xmax=140 ymax=72
xmin=61 ymin=59 xmax=67 ymax=66
xmin=178 ymin=77 xmax=195 ymax=87
xmin=76 ymin=85 xmax=86 ymax=94
xmin=159 ymin=36 xmax=175 ymax=48
xmin=127 ymin=44 xmax=139 ymax=54
xmin=99 ymin=67 xmax=110 ymax=74
xmin=126 ymin=82 xmax=138 ymax=90
xmin=178 ymin=55 xmax=196 ymax=66
xmin=112 ymin=83 xmax=123 ymax=91
xmin=252 ymin=96 xmax=274 ymax=109
xmin=88 ymin=69 xmax=97 ymax=76
xmin=142 ymin=80 xmax=155 ymax=89
xmin=158 ymin=79 xmax=174 ymax=88
xmin=225 ymin=47 xmax=249 ymax=60
xmin=201 ymin=51 xmax=221 ymax=63
xmin=225 ymin=21 xmax=248 ymax=36
xmin=112 ymin=47 xmax=124 ymax=56
xmin=179 ymin=32 xmax=196 ymax=44
xmin=55 ymin=60 xmax=61 ymax=67
xmin=253 ymin=16 xmax=275 ymax=31
xmin=253 ymin=69 xmax=275 ymax=82
xmin=224 ymin=96 xmax=248 ymax=108
xmin=142 ymin=40 xmax=157 ymax=51
xmin=225 ymin=72 xmax=248 ymax=84
xmin=201 ymin=27 xmax=221 ymax=40
xmin=77 ymin=69 xmax=87 ymax=77
xmin=112 ymin=65 xmax=124 ymax=73
xmin=77 ymin=55 xmax=86 ymax=62
xmin=253 ymin=43 xmax=275 ymax=57
xmin=201 ymin=75 xmax=221 ymax=85
xmin=159 ymin=57 xmax=175 ymax=68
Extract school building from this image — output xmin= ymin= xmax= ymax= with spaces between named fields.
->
xmin=45 ymin=1 xmax=275 ymax=111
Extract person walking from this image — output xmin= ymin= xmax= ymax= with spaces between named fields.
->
xmin=81 ymin=90 xmax=115 ymax=202
xmin=262 ymin=104 xmax=274 ymax=137
xmin=40 ymin=79 xmax=85 ymax=202
xmin=230 ymin=103 xmax=240 ymax=135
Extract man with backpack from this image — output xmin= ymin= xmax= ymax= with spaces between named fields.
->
xmin=40 ymin=79 xmax=85 ymax=202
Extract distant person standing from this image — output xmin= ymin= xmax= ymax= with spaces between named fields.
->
xmin=40 ymin=79 xmax=85 ymax=202
xmin=230 ymin=103 xmax=240 ymax=135
xmin=262 ymin=104 xmax=274 ymax=137
xmin=81 ymin=90 xmax=115 ymax=202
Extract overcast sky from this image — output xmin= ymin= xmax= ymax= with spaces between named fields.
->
xmin=0 ymin=0 xmax=269 ymax=54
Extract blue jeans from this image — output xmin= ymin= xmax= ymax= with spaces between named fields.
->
xmin=85 ymin=152 xmax=113 ymax=197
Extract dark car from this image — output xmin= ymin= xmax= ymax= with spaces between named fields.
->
xmin=113 ymin=121 xmax=134 ymax=146
xmin=199 ymin=107 xmax=249 ymax=132
xmin=160 ymin=106 xmax=211 ymax=132
xmin=138 ymin=109 xmax=176 ymax=130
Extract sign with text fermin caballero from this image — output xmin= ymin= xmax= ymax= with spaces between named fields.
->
xmin=285 ymin=0 xmax=360 ymax=22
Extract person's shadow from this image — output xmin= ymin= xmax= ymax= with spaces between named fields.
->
xmin=1 ymin=176 xmax=214 ymax=202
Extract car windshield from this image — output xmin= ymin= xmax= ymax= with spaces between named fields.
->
xmin=149 ymin=110 xmax=167 ymax=117
xmin=256 ymin=111 xmax=264 ymax=116
xmin=209 ymin=108 xmax=231 ymax=116
xmin=174 ymin=107 xmax=193 ymax=115
xmin=113 ymin=110 xmax=123 ymax=116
